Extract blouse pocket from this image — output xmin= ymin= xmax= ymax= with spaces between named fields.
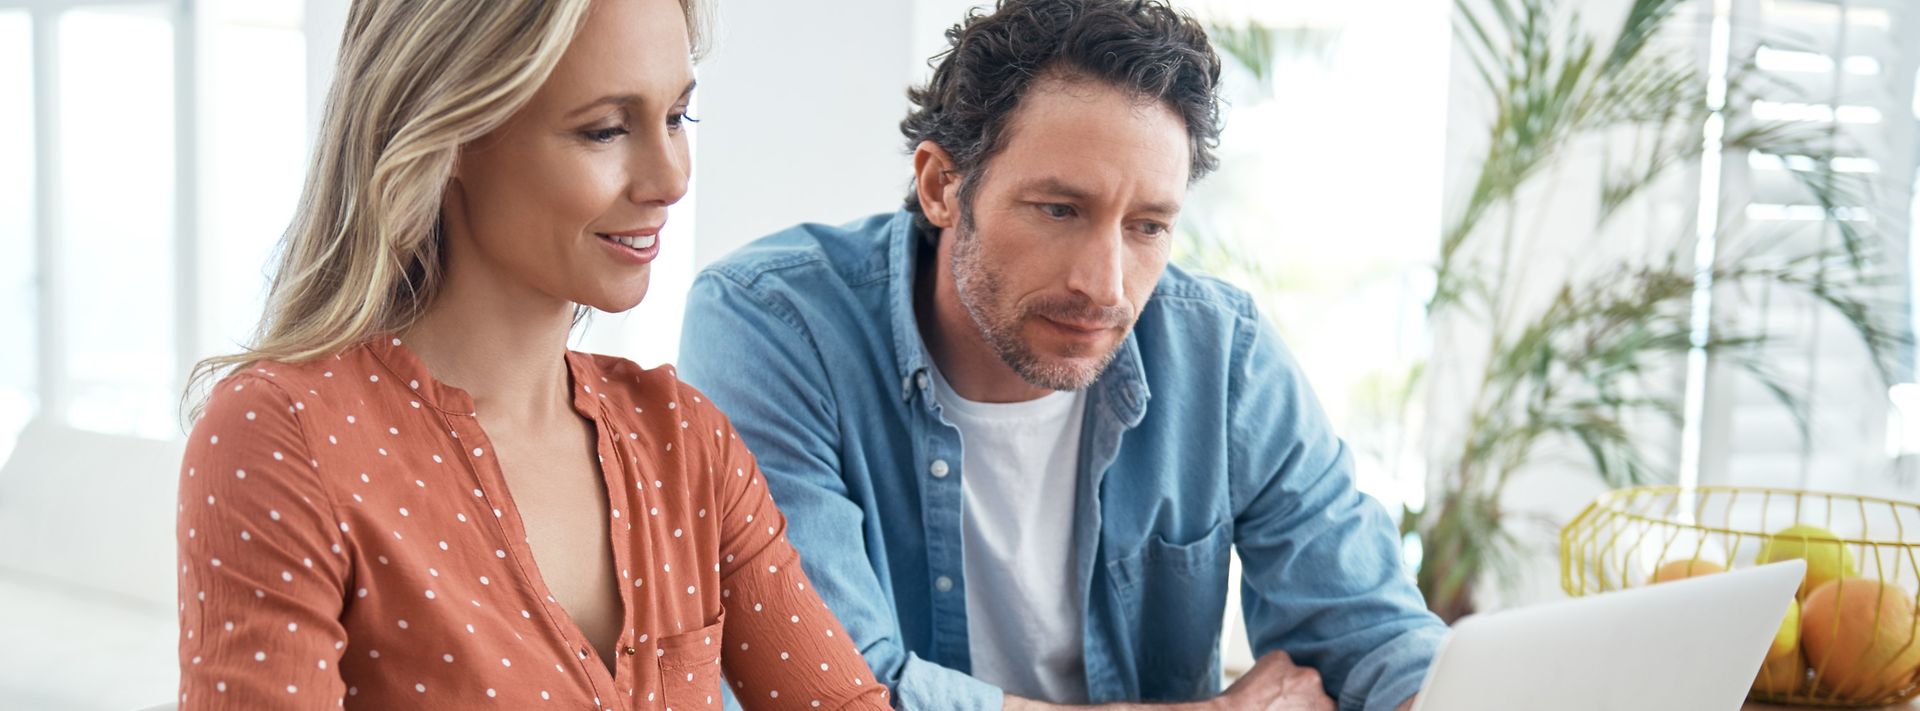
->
xmin=657 ymin=613 xmax=726 ymax=711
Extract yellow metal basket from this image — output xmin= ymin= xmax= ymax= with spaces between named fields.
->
xmin=1560 ymin=485 xmax=1920 ymax=707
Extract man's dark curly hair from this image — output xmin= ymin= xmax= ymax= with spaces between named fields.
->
xmin=900 ymin=0 xmax=1224 ymax=238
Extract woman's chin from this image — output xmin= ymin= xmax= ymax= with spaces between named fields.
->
xmin=582 ymin=283 xmax=651 ymax=315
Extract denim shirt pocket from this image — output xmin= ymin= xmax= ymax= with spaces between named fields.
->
xmin=1103 ymin=519 xmax=1232 ymax=701
xmin=658 ymin=611 xmax=726 ymax=710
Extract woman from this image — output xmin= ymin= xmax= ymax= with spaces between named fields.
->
xmin=176 ymin=0 xmax=889 ymax=708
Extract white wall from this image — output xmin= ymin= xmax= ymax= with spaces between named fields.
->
xmin=305 ymin=0 xmax=347 ymax=143
xmin=691 ymin=0 xmax=947 ymax=268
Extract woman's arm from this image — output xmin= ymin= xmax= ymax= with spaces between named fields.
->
xmin=697 ymin=391 xmax=892 ymax=710
xmin=177 ymin=373 xmax=351 ymax=709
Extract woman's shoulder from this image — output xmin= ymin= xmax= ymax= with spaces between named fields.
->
xmin=198 ymin=358 xmax=324 ymax=424
xmin=572 ymin=352 xmax=742 ymax=453
xmin=216 ymin=343 xmax=388 ymax=396
xmin=192 ymin=343 xmax=393 ymax=434
xmin=185 ymin=362 xmax=332 ymax=493
xmin=574 ymin=351 xmax=669 ymax=387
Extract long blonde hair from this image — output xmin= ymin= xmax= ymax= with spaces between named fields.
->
xmin=187 ymin=0 xmax=709 ymax=420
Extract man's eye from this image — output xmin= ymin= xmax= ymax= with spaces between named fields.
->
xmin=1040 ymin=204 xmax=1075 ymax=219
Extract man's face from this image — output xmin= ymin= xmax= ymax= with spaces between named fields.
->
xmin=948 ymin=75 xmax=1190 ymax=391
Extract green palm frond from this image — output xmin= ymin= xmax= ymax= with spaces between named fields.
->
xmin=1206 ymin=0 xmax=1911 ymax=621
xmin=1210 ymin=23 xmax=1278 ymax=84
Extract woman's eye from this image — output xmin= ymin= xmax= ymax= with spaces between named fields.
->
xmin=583 ymin=126 xmax=629 ymax=143
xmin=668 ymin=112 xmax=700 ymax=130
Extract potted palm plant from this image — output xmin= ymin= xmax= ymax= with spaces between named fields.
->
xmin=1199 ymin=0 xmax=1910 ymax=623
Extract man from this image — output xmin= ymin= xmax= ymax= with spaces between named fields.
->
xmin=679 ymin=1 xmax=1443 ymax=710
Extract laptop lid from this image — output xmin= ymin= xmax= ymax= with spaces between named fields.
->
xmin=1410 ymin=559 xmax=1805 ymax=711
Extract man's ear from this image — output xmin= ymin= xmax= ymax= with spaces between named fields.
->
xmin=912 ymin=140 xmax=961 ymax=230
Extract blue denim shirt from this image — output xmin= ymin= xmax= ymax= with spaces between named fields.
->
xmin=678 ymin=211 xmax=1443 ymax=711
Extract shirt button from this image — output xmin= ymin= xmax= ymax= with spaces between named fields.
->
xmin=935 ymin=576 xmax=954 ymax=593
xmin=623 ymin=646 xmax=638 ymax=656
xmin=916 ymin=372 xmax=930 ymax=390
xmin=929 ymin=459 xmax=950 ymax=478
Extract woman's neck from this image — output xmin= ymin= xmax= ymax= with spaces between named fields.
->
xmin=400 ymin=259 xmax=578 ymax=428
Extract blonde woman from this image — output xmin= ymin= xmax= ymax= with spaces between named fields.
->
xmin=175 ymin=0 xmax=889 ymax=708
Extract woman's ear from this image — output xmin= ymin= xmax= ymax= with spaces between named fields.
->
xmin=912 ymin=140 xmax=961 ymax=229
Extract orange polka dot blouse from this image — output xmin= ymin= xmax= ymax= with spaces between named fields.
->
xmin=176 ymin=337 xmax=889 ymax=710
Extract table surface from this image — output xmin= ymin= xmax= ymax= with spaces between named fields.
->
xmin=1742 ymin=700 xmax=1920 ymax=710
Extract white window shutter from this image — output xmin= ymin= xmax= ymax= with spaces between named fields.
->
xmin=1699 ymin=0 xmax=1920 ymax=498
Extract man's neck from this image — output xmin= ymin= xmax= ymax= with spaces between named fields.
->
xmin=914 ymin=229 xmax=1054 ymax=404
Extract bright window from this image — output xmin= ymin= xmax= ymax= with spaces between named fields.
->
xmin=57 ymin=5 xmax=177 ymax=438
xmin=0 ymin=9 xmax=34 ymax=463
xmin=202 ymin=0 xmax=307 ymax=358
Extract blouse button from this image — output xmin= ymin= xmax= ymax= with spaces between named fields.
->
xmin=930 ymin=459 xmax=950 ymax=478
xmin=623 ymin=646 xmax=638 ymax=656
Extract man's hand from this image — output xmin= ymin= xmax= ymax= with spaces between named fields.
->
xmin=1000 ymin=650 xmax=1387 ymax=711
xmin=1211 ymin=650 xmax=1336 ymax=711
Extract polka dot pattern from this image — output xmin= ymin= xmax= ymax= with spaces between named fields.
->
xmin=177 ymin=338 xmax=887 ymax=709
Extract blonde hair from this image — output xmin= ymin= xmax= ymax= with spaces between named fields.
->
xmin=187 ymin=0 xmax=709 ymax=420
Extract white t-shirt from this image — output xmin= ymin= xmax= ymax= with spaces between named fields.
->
xmin=930 ymin=366 xmax=1090 ymax=703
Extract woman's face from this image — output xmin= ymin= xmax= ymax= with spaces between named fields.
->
xmin=442 ymin=0 xmax=695 ymax=314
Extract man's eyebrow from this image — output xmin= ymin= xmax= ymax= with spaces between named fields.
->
xmin=1017 ymin=176 xmax=1096 ymax=202
xmin=566 ymin=79 xmax=698 ymax=119
xmin=1137 ymin=200 xmax=1181 ymax=217
xmin=1017 ymin=176 xmax=1180 ymax=215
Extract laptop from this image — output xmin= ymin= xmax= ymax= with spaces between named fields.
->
xmin=1410 ymin=559 xmax=1805 ymax=711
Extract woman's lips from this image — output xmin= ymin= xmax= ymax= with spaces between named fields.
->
xmin=596 ymin=231 xmax=660 ymax=264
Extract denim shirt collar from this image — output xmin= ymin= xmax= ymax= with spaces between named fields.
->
xmin=882 ymin=210 xmax=1151 ymax=427
xmin=885 ymin=211 xmax=934 ymax=402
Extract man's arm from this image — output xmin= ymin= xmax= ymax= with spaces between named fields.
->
xmin=679 ymin=271 xmax=1003 ymax=711
xmin=1225 ymin=313 xmax=1446 ymax=711
xmin=1004 ymin=696 xmax=1214 ymax=711
xmin=1004 ymin=650 xmax=1336 ymax=711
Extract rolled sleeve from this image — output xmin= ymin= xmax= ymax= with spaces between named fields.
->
xmin=1227 ymin=313 xmax=1445 ymax=711
xmin=898 ymin=653 xmax=1004 ymax=711
xmin=1335 ymin=626 xmax=1442 ymax=711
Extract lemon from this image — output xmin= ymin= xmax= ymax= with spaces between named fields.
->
xmin=1757 ymin=525 xmax=1858 ymax=597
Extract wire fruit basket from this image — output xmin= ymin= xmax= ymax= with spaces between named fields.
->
xmin=1560 ymin=485 xmax=1920 ymax=707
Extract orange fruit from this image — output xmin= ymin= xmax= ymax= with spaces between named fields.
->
xmin=1801 ymin=578 xmax=1920 ymax=699
xmin=1651 ymin=559 xmax=1726 ymax=584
